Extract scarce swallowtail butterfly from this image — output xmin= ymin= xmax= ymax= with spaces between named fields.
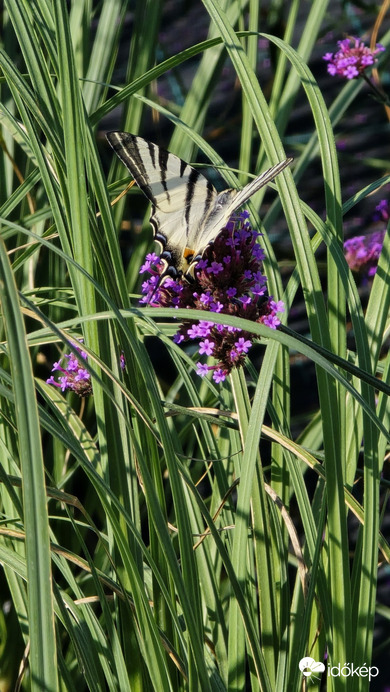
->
xmin=106 ymin=131 xmax=292 ymax=281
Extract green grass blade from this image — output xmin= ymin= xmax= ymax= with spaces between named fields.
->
xmin=0 ymin=239 xmax=58 ymax=691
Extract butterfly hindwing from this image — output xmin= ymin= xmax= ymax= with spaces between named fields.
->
xmin=106 ymin=131 xmax=292 ymax=276
xmin=107 ymin=132 xmax=219 ymax=270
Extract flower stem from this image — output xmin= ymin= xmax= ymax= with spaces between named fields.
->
xmin=362 ymin=73 xmax=390 ymax=106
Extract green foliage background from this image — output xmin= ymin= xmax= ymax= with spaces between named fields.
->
xmin=0 ymin=1 xmax=389 ymax=690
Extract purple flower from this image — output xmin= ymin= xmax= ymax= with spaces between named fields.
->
xmin=139 ymin=252 xmax=162 ymax=273
xmin=187 ymin=324 xmax=205 ymax=338
xmin=252 ymin=245 xmax=265 ymax=261
xmin=372 ymin=199 xmax=389 ymax=222
xmin=323 ymin=37 xmax=385 ymax=80
xmin=196 ymin=362 xmax=210 ymax=377
xmin=200 ymin=291 xmax=212 ymax=306
xmin=47 ymin=342 xmax=92 ymax=396
xmin=210 ymin=300 xmax=223 ymax=313
xmin=139 ymin=210 xmax=285 ymax=381
xmin=65 ymin=354 xmax=80 ymax=372
xmin=75 ymin=368 xmax=89 ymax=382
xmin=253 ymin=283 xmax=267 ymax=297
xmin=139 ymin=274 xmax=162 ymax=305
xmin=198 ymin=320 xmax=213 ymax=335
xmin=234 ymin=338 xmax=252 ymax=354
xmin=344 ymin=65 xmax=359 ymax=79
xmin=199 ymin=339 xmax=214 ymax=356
xmin=261 ymin=313 xmax=281 ymax=328
xmin=258 ymin=296 xmax=284 ymax=329
xmin=207 ymin=261 xmax=224 ymax=275
xmin=213 ymin=368 xmax=226 ymax=383
xmin=269 ymin=299 xmax=285 ymax=313
xmin=241 ymin=295 xmax=252 ymax=308
xmin=344 ymin=230 xmax=385 ymax=276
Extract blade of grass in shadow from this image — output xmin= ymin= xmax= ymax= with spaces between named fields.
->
xmin=263 ymin=0 xmax=299 ymax=551
xmin=4 ymin=0 xmax=61 ymax=125
xmin=0 ymin=238 xmax=58 ymax=691
xmin=298 ymin=196 xmax=383 ymax=680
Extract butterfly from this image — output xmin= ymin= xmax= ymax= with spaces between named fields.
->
xmin=106 ymin=131 xmax=292 ymax=280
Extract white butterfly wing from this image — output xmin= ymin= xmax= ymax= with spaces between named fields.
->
xmin=107 ymin=132 xmax=219 ymax=271
xmin=193 ymin=158 xmax=293 ymax=257
xmin=107 ymin=131 xmax=292 ymax=275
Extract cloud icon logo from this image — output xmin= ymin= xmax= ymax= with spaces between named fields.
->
xmin=299 ymin=657 xmax=325 ymax=677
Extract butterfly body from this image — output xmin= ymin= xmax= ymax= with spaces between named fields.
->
xmin=106 ymin=131 xmax=292 ymax=278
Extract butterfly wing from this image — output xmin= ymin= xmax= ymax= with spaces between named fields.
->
xmin=107 ymin=131 xmax=292 ymax=276
xmin=190 ymin=157 xmax=293 ymax=260
xmin=106 ymin=132 xmax=219 ymax=273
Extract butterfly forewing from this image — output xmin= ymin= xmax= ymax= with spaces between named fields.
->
xmin=107 ymin=132 xmax=219 ymax=271
xmin=225 ymin=158 xmax=293 ymax=213
xmin=185 ymin=158 xmax=293 ymax=264
xmin=107 ymin=131 xmax=292 ymax=276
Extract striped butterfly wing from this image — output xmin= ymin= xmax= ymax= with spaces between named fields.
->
xmin=191 ymin=157 xmax=293 ymax=271
xmin=107 ymin=132 xmax=293 ymax=276
xmin=107 ymin=132 xmax=219 ymax=274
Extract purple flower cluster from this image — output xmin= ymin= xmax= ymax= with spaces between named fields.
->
xmin=140 ymin=212 xmax=284 ymax=382
xmin=323 ymin=37 xmax=385 ymax=80
xmin=344 ymin=197 xmax=388 ymax=277
xmin=372 ymin=199 xmax=389 ymax=223
xmin=47 ymin=343 xmax=92 ymax=396
xmin=344 ymin=230 xmax=385 ymax=277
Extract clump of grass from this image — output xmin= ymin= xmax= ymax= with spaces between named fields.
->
xmin=0 ymin=1 xmax=389 ymax=690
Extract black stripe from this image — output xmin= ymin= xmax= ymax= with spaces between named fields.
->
xmin=126 ymin=138 xmax=157 ymax=205
xmin=107 ymin=133 xmax=158 ymax=206
xmin=184 ymin=168 xmax=200 ymax=233
xmin=158 ymin=147 xmax=170 ymax=200
xmin=179 ymin=160 xmax=187 ymax=177
xmin=147 ymin=140 xmax=156 ymax=168
xmin=150 ymin=206 xmax=164 ymax=244
xmin=203 ymin=180 xmax=215 ymax=221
